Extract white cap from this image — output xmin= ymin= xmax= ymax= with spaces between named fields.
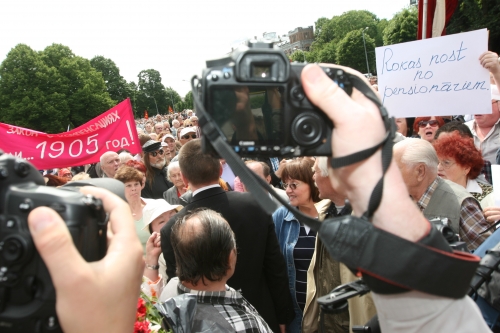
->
xmin=160 ymin=134 xmax=176 ymax=146
xmin=142 ymin=199 xmax=182 ymax=230
xmin=179 ymin=127 xmax=197 ymax=138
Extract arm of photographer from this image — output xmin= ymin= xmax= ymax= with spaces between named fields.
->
xmin=27 ymin=186 xmax=144 ymax=333
xmin=301 ymin=64 xmax=491 ymax=333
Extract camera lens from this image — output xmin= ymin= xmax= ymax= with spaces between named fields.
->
xmin=291 ymin=112 xmax=324 ymax=147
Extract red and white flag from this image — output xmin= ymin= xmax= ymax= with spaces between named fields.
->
xmin=417 ymin=0 xmax=458 ymax=39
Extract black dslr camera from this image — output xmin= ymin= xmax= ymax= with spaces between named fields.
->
xmin=0 ymin=152 xmax=108 ymax=332
xmin=200 ymin=41 xmax=352 ymax=157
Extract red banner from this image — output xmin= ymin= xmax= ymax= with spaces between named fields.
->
xmin=0 ymin=99 xmax=141 ymax=170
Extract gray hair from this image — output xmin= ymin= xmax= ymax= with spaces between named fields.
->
xmin=316 ymin=156 xmax=329 ymax=177
xmin=394 ymin=138 xmax=439 ymax=170
xmin=167 ymin=161 xmax=180 ymax=181
xmin=172 ymin=119 xmax=180 ymax=126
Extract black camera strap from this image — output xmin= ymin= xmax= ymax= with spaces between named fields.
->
xmin=191 ymin=71 xmax=479 ymax=299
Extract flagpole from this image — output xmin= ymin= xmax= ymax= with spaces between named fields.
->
xmin=422 ymin=0 xmax=428 ymax=39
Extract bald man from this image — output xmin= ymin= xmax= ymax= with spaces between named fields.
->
xmin=99 ymin=151 xmax=120 ymax=178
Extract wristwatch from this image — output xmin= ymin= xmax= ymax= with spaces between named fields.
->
xmin=145 ymin=263 xmax=160 ymax=270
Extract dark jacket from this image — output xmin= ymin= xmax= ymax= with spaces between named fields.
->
xmin=141 ymin=166 xmax=173 ymax=199
xmin=160 ymin=187 xmax=295 ymax=333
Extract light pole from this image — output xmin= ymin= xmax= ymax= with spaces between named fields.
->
xmin=151 ymin=96 xmax=159 ymax=115
xmin=362 ymin=27 xmax=370 ymax=75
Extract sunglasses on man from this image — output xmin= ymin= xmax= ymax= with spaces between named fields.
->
xmin=149 ymin=149 xmax=165 ymax=157
xmin=418 ymin=120 xmax=439 ymax=128
xmin=182 ymin=134 xmax=197 ymax=140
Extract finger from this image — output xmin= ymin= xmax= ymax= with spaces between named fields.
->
xmin=78 ymin=187 xmax=141 ymax=257
xmin=302 ymin=64 xmax=374 ymax=127
xmin=28 ymin=207 xmax=88 ymax=287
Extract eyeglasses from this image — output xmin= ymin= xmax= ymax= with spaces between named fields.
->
xmin=282 ymin=182 xmax=301 ymax=191
xmin=182 ymin=134 xmax=197 ymax=140
xmin=149 ymin=149 xmax=164 ymax=157
xmin=438 ymin=159 xmax=455 ymax=169
xmin=418 ymin=120 xmax=439 ymax=128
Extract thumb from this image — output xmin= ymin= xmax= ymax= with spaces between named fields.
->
xmin=28 ymin=207 xmax=86 ymax=286
xmin=301 ymin=64 xmax=357 ymax=126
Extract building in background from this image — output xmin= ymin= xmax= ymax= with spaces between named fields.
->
xmin=278 ymin=26 xmax=314 ymax=55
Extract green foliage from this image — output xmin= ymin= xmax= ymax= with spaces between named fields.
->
xmin=165 ymin=87 xmax=182 ymax=112
xmin=0 ymin=43 xmax=114 ymax=133
xmin=330 ymin=10 xmax=382 ymax=46
xmin=309 ymin=10 xmax=381 ymax=71
xmin=317 ymin=41 xmax=337 ymax=64
xmin=175 ymin=90 xmax=194 ymax=111
xmin=447 ymin=0 xmax=500 ymax=53
xmin=336 ymin=30 xmax=376 ymax=74
xmin=290 ymin=50 xmax=307 ymax=62
xmin=383 ymin=6 xmax=418 ymax=46
xmin=90 ymin=56 xmax=132 ymax=104
xmin=136 ymin=69 xmax=169 ymax=115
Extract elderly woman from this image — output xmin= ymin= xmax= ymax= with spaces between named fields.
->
xmin=433 ymin=132 xmax=493 ymax=202
xmin=413 ymin=116 xmax=445 ymax=142
xmin=272 ymin=158 xmax=320 ymax=333
xmin=114 ymin=165 xmax=151 ymax=253
xmin=141 ymin=199 xmax=182 ymax=298
xmin=163 ymin=161 xmax=188 ymax=205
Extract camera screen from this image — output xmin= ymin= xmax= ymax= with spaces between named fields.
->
xmin=252 ymin=64 xmax=271 ymax=78
xmin=209 ymin=86 xmax=284 ymax=147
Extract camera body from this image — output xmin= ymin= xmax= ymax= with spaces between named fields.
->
xmin=0 ymin=152 xmax=107 ymax=332
xmin=200 ymin=41 xmax=352 ymax=157
xmin=428 ymin=217 xmax=468 ymax=252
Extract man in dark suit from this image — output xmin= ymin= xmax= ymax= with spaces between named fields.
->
xmin=160 ymin=139 xmax=294 ymax=333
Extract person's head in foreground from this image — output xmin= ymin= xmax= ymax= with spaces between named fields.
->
xmin=171 ymin=209 xmax=236 ymax=288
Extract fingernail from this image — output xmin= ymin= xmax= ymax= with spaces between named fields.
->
xmin=304 ymin=65 xmax=324 ymax=85
xmin=30 ymin=209 xmax=56 ymax=233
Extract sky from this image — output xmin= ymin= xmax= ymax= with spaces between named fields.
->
xmin=0 ymin=0 xmax=412 ymax=98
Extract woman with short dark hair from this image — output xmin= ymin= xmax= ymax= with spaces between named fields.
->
xmin=272 ymin=158 xmax=320 ymax=332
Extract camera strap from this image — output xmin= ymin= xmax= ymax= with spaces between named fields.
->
xmin=191 ymin=71 xmax=479 ymax=299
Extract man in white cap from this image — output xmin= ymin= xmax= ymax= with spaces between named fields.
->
xmin=161 ymin=133 xmax=177 ymax=160
xmin=465 ymin=85 xmax=500 ymax=164
xmin=179 ymin=127 xmax=197 ymax=146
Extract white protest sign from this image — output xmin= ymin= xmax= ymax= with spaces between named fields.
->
xmin=375 ymin=29 xmax=491 ymax=118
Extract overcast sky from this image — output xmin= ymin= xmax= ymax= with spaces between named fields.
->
xmin=1 ymin=0 xmax=412 ymax=97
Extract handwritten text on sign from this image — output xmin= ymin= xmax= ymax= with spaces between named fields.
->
xmin=375 ymin=29 xmax=490 ymax=118
xmin=0 ymin=99 xmax=141 ymax=169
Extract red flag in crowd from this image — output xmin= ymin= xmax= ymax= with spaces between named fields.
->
xmin=417 ymin=0 xmax=458 ymax=39
xmin=168 ymin=106 xmax=173 ymax=114
xmin=144 ymin=110 xmax=149 ymax=119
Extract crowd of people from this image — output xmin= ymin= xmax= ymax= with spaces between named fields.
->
xmin=24 ymin=49 xmax=500 ymax=333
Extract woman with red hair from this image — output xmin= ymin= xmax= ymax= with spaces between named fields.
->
xmin=413 ymin=116 xmax=445 ymax=143
xmin=433 ymin=132 xmax=492 ymax=201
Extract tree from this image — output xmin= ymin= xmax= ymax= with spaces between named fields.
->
xmin=330 ymin=11 xmax=382 ymax=46
xmin=290 ymin=50 xmax=307 ymax=62
xmin=90 ymin=56 xmax=132 ymax=103
xmin=0 ymin=44 xmax=114 ymax=133
xmin=383 ymin=7 xmax=418 ymax=46
xmin=336 ymin=30 xmax=376 ymax=74
xmin=136 ymin=69 xmax=169 ymax=115
xmin=165 ymin=87 xmax=182 ymax=112
xmin=447 ymin=0 xmax=500 ymax=53
xmin=176 ymin=90 xmax=194 ymax=111
xmin=317 ymin=41 xmax=337 ymax=64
